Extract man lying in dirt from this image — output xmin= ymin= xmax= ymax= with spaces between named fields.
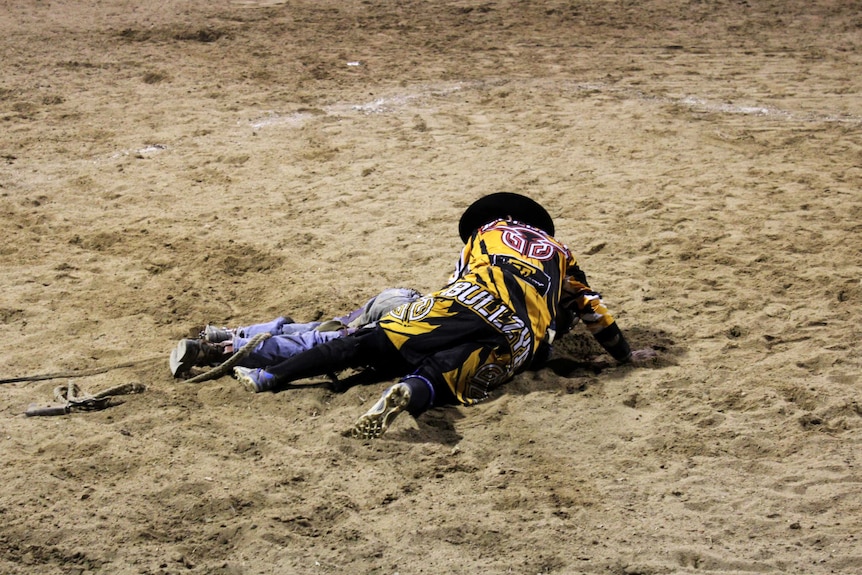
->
xmin=232 ymin=192 xmax=658 ymax=439
xmin=168 ymin=287 xmax=422 ymax=379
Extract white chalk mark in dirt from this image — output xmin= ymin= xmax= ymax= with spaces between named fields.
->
xmin=672 ymin=94 xmax=860 ymax=124
xmin=100 ymin=80 xmax=859 ymax=161
xmin=248 ymin=110 xmax=319 ymax=130
xmin=244 ymin=79 xmax=862 ymax=130
xmin=107 ymin=144 xmax=168 ymax=160
xmin=231 ymin=0 xmax=286 ymax=6
xmin=245 ymin=83 xmax=469 ymax=129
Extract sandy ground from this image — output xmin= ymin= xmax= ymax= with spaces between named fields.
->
xmin=2 ymin=1 xmax=861 ymax=573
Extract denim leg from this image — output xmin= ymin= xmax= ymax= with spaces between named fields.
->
xmin=236 ymin=317 xmax=322 ymax=337
xmin=235 ymin=330 xmax=345 ymax=368
xmin=275 ymin=321 xmax=323 ymax=335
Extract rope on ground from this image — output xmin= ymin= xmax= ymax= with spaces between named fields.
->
xmin=25 ymin=381 xmax=147 ymax=417
xmin=1 ymin=356 xmax=162 ymax=385
xmin=183 ymin=332 xmax=272 ymax=384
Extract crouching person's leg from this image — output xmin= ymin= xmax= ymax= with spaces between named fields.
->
xmin=351 ymin=340 xmax=501 ymax=439
xmin=351 ymin=375 xmax=438 ymax=439
xmin=236 ymin=327 xmax=407 ymax=393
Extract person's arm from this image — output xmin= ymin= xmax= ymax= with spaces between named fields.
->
xmin=560 ymin=267 xmax=643 ymax=363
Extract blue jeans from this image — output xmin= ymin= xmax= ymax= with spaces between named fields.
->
xmin=233 ymin=317 xmax=348 ymax=368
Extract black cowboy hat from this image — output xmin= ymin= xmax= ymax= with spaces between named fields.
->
xmin=458 ymin=192 xmax=555 ymax=242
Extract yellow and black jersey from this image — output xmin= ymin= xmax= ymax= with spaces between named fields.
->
xmin=377 ymin=218 xmax=630 ymax=406
xmin=453 ymin=218 xmax=573 ymax=342
xmin=455 ymin=219 xmax=629 ymax=359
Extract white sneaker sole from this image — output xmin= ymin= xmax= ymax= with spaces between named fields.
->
xmin=351 ymin=384 xmax=410 ymax=439
xmin=234 ymin=366 xmax=266 ymax=393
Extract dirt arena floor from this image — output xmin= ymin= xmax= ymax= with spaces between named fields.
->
xmin=2 ymin=1 xmax=861 ymax=573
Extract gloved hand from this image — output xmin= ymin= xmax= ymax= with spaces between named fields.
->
xmin=628 ymin=348 xmax=658 ymax=364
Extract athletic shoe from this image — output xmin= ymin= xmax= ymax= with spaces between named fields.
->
xmin=234 ymin=366 xmax=276 ymax=393
xmin=351 ymin=382 xmax=412 ymax=439
xmin=202 ymin=325 xmax=234 ymax=343
xmin=169 ymin=339 xmax=225 ymax=378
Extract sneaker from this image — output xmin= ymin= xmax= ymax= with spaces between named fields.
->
xmin=202 ymin=325 xmax=234 ymax=343
xmin=234 ymin=366 xmax=276 ymax=393
xmin=351 ymin=383 xmax=411 ymax=439
xmin=169 ymin=339 xmax=226 ymax=378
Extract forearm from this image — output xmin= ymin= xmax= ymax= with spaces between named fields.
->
xmin=592 ymin=322 xmax=632 ymax=362
xmin=561 ymin=275 xmax=632 ymax=362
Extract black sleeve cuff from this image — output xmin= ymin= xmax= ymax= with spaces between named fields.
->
xmin=593 ymin=322 xmax=632 ymax=362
